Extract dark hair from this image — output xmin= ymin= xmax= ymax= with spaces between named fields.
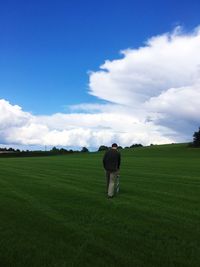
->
xmin=112 ymin=143 xmax=118 ymax=147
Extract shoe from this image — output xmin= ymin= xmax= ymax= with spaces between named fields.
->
xmin=107 ymin=195 xmax=113 ymax=199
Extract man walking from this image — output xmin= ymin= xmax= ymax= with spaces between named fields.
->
xmin=103 ymin=143 xmax=121 ymax=198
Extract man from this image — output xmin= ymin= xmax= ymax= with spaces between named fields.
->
xmin=103 ymin=143 xmax=121 ymax=198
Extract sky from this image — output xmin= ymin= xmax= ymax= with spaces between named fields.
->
xmin=1 ymin=0 xmax=200 ymax=150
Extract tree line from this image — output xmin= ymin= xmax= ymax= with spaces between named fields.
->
xmin=98 ymin=143 xmax=143 ymax=151
xmin=0 ymin=146 xmax=89 ymax=157
xmin=0 ymin=144 xmax=143 ymax=155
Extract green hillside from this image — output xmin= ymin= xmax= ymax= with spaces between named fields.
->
xmin=0 ymin=144 xmax=199 ymax=267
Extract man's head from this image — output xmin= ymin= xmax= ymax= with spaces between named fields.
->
xmin=111 ymin=143 xmax=118 ymax=149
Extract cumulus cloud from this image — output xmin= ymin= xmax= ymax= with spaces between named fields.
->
xmin=0 ymin=99 xmax=173 ymax=148
xmin=0 ymin=99 xmax=31 ymax=129
xmin=1 ymin=26 xmax=200 ymax=149
xmin=89 ymin=27 xmax=200 ymax=106
xmin=88 ymin=26 xmax=200 ymax=141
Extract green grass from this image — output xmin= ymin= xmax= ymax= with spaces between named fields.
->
xmin=0 ymin=144 xmax=200 ymax=267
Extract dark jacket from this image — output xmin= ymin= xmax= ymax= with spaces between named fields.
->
xmin=103 ymin=149 xmax=121 ymax=172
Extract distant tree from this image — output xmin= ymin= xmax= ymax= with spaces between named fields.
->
xmin=130 ymin=144 xmax=143 ymax=148
xmin=51 ymin=146 xmax=59 ymax=152
xmin=8 ymin=147 xmax=15 ymax=152
xmin=118 ymin=146 xmax=123 ymax=150
xmin=98 ymin=145 xmax=108 ymax=151
xmin=60 ymin=148 xmax=67 ymax=154
xmin=193 ymin=127 xmax=200 ymax=147
xmin=81 ymin=147 xmax=89 ymax=152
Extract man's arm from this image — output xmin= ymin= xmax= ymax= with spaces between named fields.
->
xmin=103 ymin=151 xmax=107 ymax=169
xmin=118 ymin=152 xmax=121 ymax=170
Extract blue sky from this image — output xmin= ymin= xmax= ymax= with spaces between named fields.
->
xmin=1 ymin=0 xmax=200 ymax=149
xmin=1 ymin=0 xmax=200 ymax=114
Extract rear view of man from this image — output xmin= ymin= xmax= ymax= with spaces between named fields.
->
xmin=103 ymin=143 xmax=121 ymax=198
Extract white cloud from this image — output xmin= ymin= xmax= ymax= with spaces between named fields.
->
xmin=0 ymin=99 xmax=173 ymax=148
xmin=1 ymin=26 xmax=200 ymax=149
xmin=89 ymin=26 xmax=200 ymax=106
xmin=146 ymin=83 xmax=200 ymax=121
xmin=0 ymin=99 xmax=31 ymax=129
xmin=88 ymin=26 xmax=200 ymax=141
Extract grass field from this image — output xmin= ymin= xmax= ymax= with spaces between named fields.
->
xmin=0 ymin=144 xmax=200 ymax=267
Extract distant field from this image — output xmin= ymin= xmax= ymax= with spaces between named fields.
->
xmin=0 ymin=144 xmax=199 ymax=267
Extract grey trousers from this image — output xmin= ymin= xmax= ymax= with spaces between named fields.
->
xmin=106 ymin=171 xmax=118 ymax=197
